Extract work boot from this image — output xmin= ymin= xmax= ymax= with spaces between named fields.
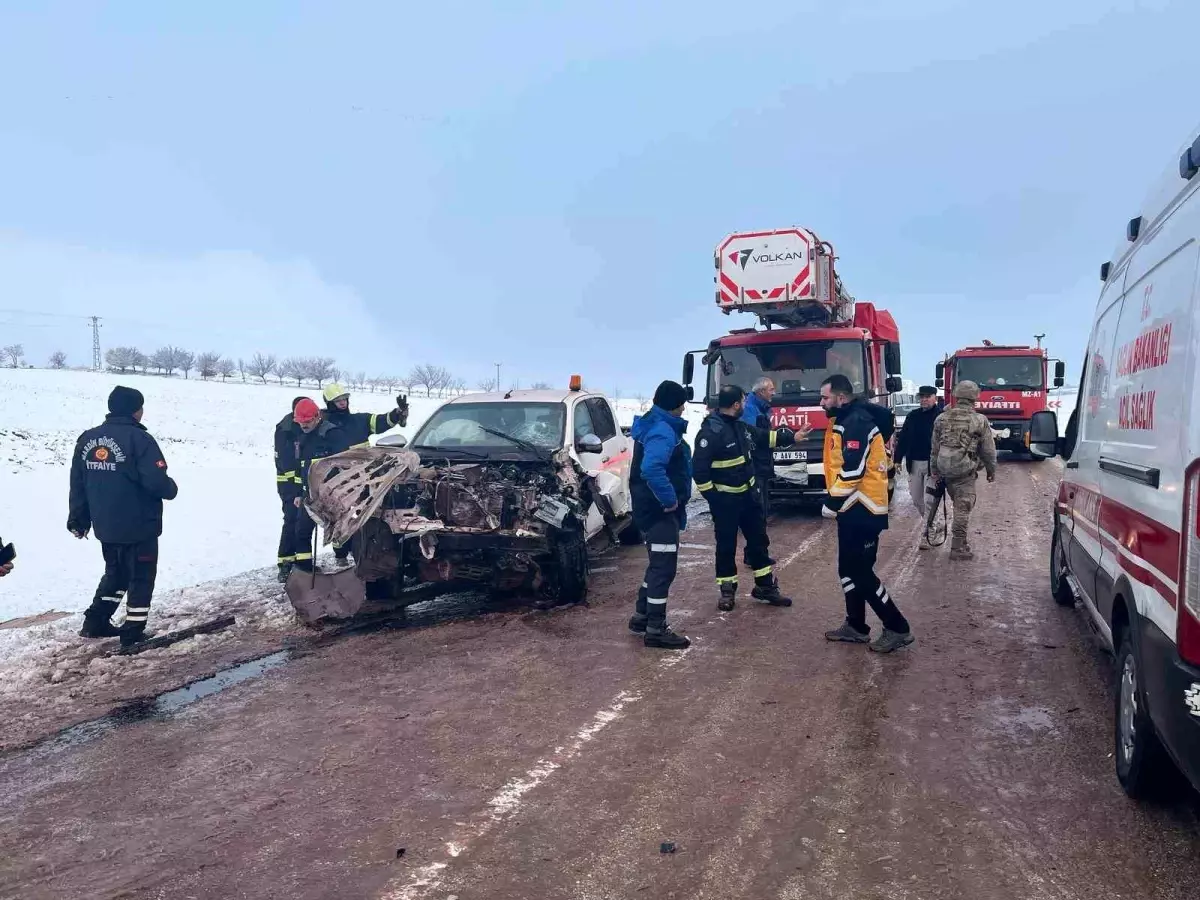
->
xmin=918 ymin=533 xmax=931 ymax=551
xmin=751 ymin=579 xmax=793 ymax=607
xmin=119 ymin=623 xmax=154 ymax=649
xmin=824 ymin=620 xmax=871 ymax=643
xmin=277 ymin=562 xmax=293 ymax=584
xmin=644 ymin=621 xmax=690 ymax=650
xmin=629 ymin=585 xmax=648 ymax=634
xmin=79 ymin=603 xmax=121 ymax=639
xmin=869 ymin=628 xmax=915 ymax=653
xmin=717 ymin=583 xmax=737 ymax=612
xmin=949 ymin=543 xmax=974 ymax=561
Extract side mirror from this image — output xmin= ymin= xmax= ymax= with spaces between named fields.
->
xmin=935 ymin=377 xmax=944 ymax=389
xmin=1029 ymin=411 xmax=1059 ymax=459
xmin=934 ymin=362 xmax=945 ymax=381
xmin=376 ymin=433 xmax=409 ymax=449
xmin=1053 ymin=360 xmax=1066 ymax=388
xmin=685 ymin=385 xmax=695 ymax=402
xmin=682 ymin=353 xmax=695 ymax=386
xmin=885 ymin=376 xmax=903 ymax=394
xmin=576 ymin=433 xmax=604 ymax=455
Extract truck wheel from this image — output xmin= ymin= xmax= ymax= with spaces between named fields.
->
xmin=1114 ymin=629 xmax=1171 ymax=798
xmin=538 ymin=531 xmax=589 ymax=608
xmin=1050 ymin=527 xmax=1075 ymax=607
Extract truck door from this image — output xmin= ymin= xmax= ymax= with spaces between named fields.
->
xmin=572 ymin=398 xmax=630 ymax=534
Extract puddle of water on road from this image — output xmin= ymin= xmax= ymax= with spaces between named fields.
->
xmin=5 ymin=652 xmax=292 ymax=764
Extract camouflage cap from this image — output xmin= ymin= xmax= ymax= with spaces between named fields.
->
xmin=953 ymin=380 xmax=981 ymax=401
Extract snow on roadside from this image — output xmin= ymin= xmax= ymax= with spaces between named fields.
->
xmin=0 ymin=563 xmax=316 ymax=733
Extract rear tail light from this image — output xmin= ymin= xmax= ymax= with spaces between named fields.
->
xmin=1178 ymin=461 xmax=1200 ymax=665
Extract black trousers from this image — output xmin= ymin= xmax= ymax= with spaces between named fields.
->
xmin=92 ymin=538 xmax=159 ymax=628
xmin=636 ymin=515 xmax=680 ymax=624
xmin=711 ymin=494 xmax=772 ymax=585
xmin=278 ymin=495 xmax=301 ymax=565
xmin=837 ymin=516 xmax=909 ymax=634
xmin=756 ymin=474 xmax=771 ymax=521
xmin=294 ymin=503 xmax=317 ymax=572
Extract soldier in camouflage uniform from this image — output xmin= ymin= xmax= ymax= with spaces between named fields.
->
xmin=929 ymin=381 xmax=997 ymax=560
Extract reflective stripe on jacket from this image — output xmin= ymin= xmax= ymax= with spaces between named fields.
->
xmin=692 ymin=412 xmax=757 ymax=498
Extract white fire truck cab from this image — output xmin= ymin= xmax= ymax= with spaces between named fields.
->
xmin=1029 ymin=122 xmax=1200 ymax=799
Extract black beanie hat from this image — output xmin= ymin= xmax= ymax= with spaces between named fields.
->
xmin=108 ymin=385 xmax=145 ymax=417
xmin=652 ymin=380 xmax=688 ymax=411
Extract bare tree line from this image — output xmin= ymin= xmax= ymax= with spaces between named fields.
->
xmin=24 ymin=344 xmax=555 ymax=399
xmin=97 ymin=347 xmax=476 ymax=397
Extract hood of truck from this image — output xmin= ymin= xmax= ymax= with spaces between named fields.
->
xmin=969 ymin=389 xmax=1046 ymax=419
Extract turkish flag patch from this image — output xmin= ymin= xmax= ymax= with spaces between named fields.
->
xmin=846 ymin=440 xmax=861 ymax=450
xmin=155 ymin=460 xmax=167 ymax=468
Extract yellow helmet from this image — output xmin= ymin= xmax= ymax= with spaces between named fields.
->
xmin=323 ymin=383 xmax=349 ymax=403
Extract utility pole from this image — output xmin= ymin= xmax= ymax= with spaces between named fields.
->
xmin=88 ymin=316 xmax=103 ymax=371
xmin=494 ymin=361 xmax=502 ymax=392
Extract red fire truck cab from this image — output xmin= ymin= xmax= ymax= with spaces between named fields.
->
xmin=936 ymin=341 xmax=1066 ymax=456
xmin=682 ymin=227 xmax=904 ymax=503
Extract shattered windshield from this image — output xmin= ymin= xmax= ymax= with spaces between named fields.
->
xmin=954 ymin=356 xmax=1043 ymax=390
xmin=413 ymin=401 xmax=566 ymax=452
xmin=711 ymin=340 xmax=867 ymax=403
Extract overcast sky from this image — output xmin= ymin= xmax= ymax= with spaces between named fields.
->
xmin=1 ymin=0 xmax=1197 ymax=395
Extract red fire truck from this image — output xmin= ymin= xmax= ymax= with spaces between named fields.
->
xmin=681 ymin=227 xmax=904 ymax=502
xmin=935 ymin=341 xmax=1066 ymax=455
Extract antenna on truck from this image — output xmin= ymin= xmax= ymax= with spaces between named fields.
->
xmin=1034 ymin=333 xmax=1045 ymax=349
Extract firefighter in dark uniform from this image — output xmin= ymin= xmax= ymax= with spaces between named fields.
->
xmin=626 ymin=380 xmax=692 ymax=650
xmin=68 ymin=386 xmax=179 ymax=647
xmin=320 ymin=383 xmax=409 ymax=561
xmin=693 ymin=384 xmax=796 ymax=612
xmin=291 ymin=398 xmax=345 ymax=573
xmin=274 ymin=396 xmax=307 ymax=582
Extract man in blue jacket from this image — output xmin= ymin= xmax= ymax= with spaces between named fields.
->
xmin=626 ymin=381 xmax=693 ymax=650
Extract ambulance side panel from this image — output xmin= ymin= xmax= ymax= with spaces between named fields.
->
xmin=1092 ymin=203 xmax=1197 ymax=645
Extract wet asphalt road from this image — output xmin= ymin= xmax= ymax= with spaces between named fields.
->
xmin=2 ymin=460 xmax=1199 ymax=899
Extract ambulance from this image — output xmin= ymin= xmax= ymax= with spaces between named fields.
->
xmin=1029 ymin=123 xmax=1200 ymax=799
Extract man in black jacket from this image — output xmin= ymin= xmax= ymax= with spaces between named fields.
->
xmin=68 ymin=386 xmax=179 ymax=647
xmin=320 ymin=383 xmax=408 ymax=561
xmin=291 ymin=398 xmax=345 ymax=573
xmin=893 ymin=386 xmax=942 ymax=547
xmin=693 ymin=385 xmax=796 ymax=613
xmin=274 ymin=397 xmax=307 ymax=582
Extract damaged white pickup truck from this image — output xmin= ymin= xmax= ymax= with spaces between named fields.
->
xmin=287 ymin=385 xmax=641 ymax=622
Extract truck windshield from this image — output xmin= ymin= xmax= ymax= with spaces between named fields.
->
xmin=954 ymin=356 xmax=1043 ymax=390
xmin=413 ymin=402 xmax=566 ymax=451
xmin=710 ymin=340 xmax=867 ymax=403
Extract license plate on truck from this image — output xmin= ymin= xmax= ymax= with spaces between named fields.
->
xmin=774 ymin=450 xmax=807 ymax=462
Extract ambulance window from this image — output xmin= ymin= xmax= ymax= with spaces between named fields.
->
xmin=585 ymin=398 xmax=617 ymax=441
xmin=1081 ymin=296 xmax=1123 ymax=445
